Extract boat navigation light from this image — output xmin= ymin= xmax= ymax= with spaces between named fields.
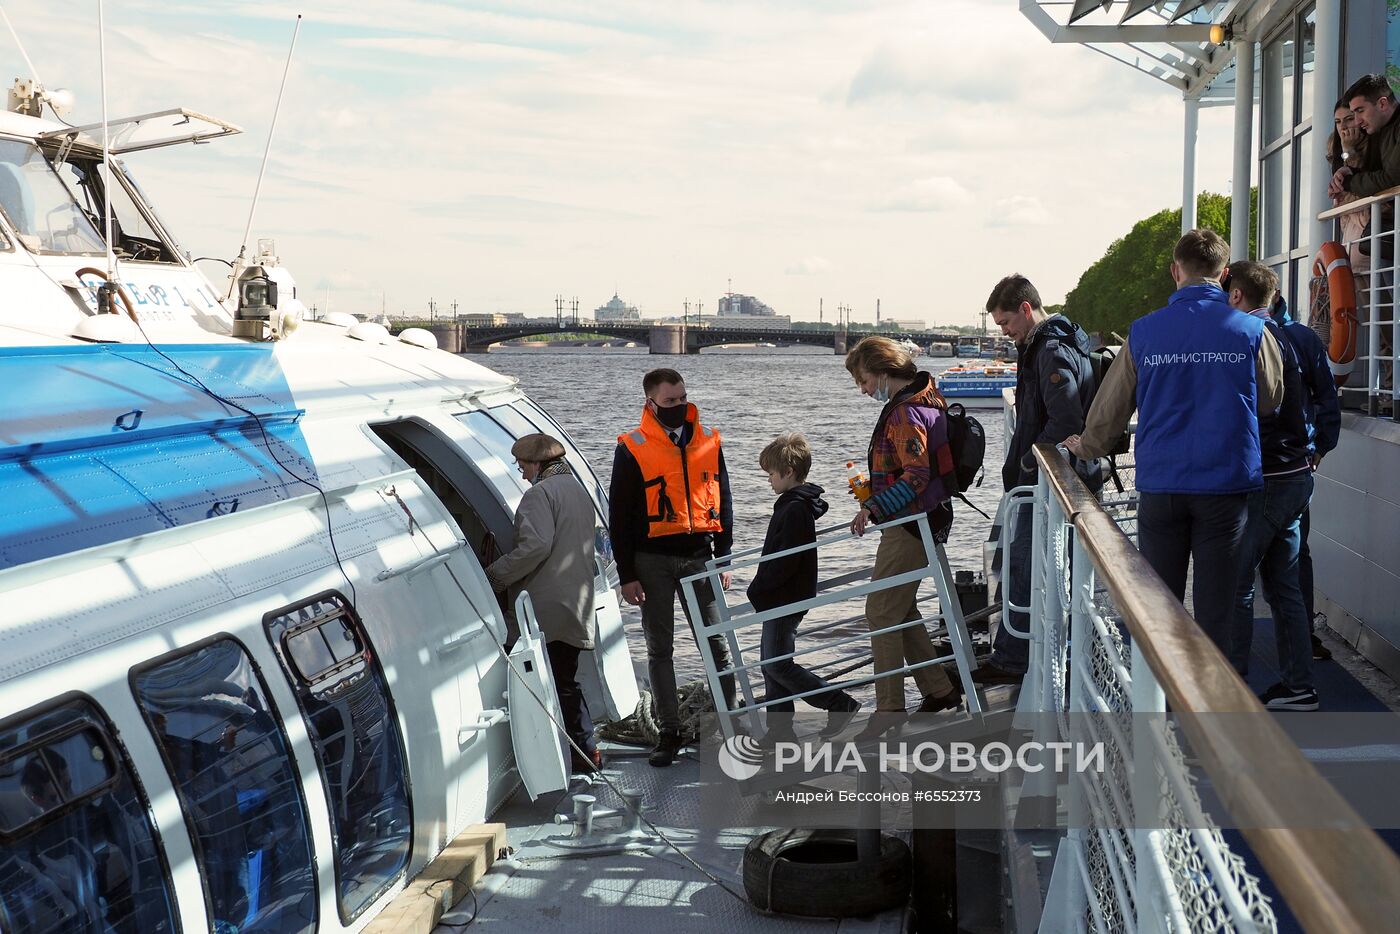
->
xmin=398 ymin=328 xmax=439 ymax=351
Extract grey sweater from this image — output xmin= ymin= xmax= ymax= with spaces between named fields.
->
xmin=486 ymin=470 xmax=597 ymax=649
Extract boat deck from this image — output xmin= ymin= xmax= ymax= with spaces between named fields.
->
xmin=433 ymin=746 xmax=911 ymax=933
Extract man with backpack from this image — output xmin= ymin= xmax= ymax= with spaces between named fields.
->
xmin=979 ymin=275 xmax=1100 ymax=685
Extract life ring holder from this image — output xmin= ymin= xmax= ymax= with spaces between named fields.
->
xmin=1312 ymin=242 xmax=1358 ymax=387
xmin=75 ymin=267 xmax=139 ymax=323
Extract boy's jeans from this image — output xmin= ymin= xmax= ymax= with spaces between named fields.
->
xmin=634 ymin=551 xmax=737 ymax=734
xmin=1229 ymin=473 xmax=1315 ymax=691
xmin=760 ymin=613 xmax=852 ymax=713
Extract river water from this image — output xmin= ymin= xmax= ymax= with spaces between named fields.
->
xmin=486 ymin=348 xmax=1010 ymax=705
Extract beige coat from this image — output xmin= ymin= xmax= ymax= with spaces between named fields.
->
xmin=485 ymin=471 xmax=597 ymax=649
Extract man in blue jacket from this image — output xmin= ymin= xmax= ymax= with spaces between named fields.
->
xmin=1223 ymin=263 xmax=1341 ymax=710
xmin=1067 ymin=230 xmax=1283 ymax=654
xmin=979 ymin=274 xmax=1099 ymax=685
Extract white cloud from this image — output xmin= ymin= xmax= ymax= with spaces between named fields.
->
xmin=876 ymin=177 xmax=975 ymax=212
xmin=785 ymin=256 xmax=834 ymax=275
xmin=988 ymin=195 xmax=1052 ymax=228
xmin=2 ymin=0 xmax=1240 ymax=320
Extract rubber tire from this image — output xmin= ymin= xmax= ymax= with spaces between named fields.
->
xmin=742 ymin=828 xmax=912 ymax=918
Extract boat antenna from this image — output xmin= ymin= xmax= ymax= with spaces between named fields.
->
xmin=227 ymin=13 xmax=303 ymax=301
xmin=98 ymin=0 xmax=115 ymax=282
xmin=0 ymin=5 xmax=43 ymax=87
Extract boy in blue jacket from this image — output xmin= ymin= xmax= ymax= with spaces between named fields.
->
xmin=748 ymin=433 xmax=860 ymax=741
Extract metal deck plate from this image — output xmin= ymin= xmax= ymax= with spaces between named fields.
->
xmin=434 ymin=751 xmax=909 ymax=932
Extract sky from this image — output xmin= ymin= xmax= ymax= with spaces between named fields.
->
xmin=5 ymin=0 xmax=1239 ymax=326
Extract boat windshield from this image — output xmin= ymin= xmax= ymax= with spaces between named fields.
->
xmin=0 ymin=139 xmax=105 ymax=255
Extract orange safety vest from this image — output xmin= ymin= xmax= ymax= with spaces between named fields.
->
xmin=618 ymin=403 xmax=723 ymax=538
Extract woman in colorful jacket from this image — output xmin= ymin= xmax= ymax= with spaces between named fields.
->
xmin=844 ymin=337 xmax=962 ymax=716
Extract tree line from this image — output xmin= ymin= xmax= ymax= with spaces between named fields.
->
xmin=1063 ymin=189 xmax=1257 ymax=338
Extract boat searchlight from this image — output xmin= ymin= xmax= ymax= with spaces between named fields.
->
xmin=234 ymin=264 xmax=301 ymax=340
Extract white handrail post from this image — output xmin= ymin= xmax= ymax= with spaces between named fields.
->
xmin=1372 ymin=201 xmax=1384 ymax=411
xmin=1130 ymin=640 xmax=1167 ymax=934
xmin=681 ymin=572 xmax=746 ymax=740
xmin=918 ymin=514 xmax=983 ymax=715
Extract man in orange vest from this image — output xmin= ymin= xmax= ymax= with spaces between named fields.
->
xmin=610 ymin=367 xmax=736 ymax=767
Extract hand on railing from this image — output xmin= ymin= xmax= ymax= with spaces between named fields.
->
xmin=850 ymin=507 xmax=872 ymax=537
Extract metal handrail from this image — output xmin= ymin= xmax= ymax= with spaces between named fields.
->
xmin=1032 ymin=442 xmax=1400 ymax=933
xmin=680 ymin=509 xmax=984 ymax=731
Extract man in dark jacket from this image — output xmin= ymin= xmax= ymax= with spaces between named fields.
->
xmin=1226 ymin=263 xmax=1341 ymax=711
xmin=979 ymin=274 xmax=1099 ymax=685
xmin=610 ymin=368 xmax=736 ymax=767
xmin=1271 ymin=296 xmax=1342 ymax=660
xmin=748 ymin=433 xmax=859 ymax=742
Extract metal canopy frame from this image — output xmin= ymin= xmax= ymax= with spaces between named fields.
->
xmin=1020 ymin=0 xmax=1251 ymax=99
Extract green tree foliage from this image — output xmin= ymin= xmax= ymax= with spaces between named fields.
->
xmin=1063 ymin=189 xmax=1257 ymax=336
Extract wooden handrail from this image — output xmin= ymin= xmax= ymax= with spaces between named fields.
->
xmin=1033 ymin=443 xmax=1400 ymax=933
xmin=1316 ymin=182 xmax=1400 ymax=222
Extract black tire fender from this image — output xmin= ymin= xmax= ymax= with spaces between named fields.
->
xmin=742 ymin=828 xmax=911 ymax=918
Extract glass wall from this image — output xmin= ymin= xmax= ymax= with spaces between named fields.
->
xmin=1259 ymin=3 xmax=1318 ymax=313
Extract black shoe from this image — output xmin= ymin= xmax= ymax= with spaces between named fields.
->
xmin=648 ymin=731 xmax=683 ymax=767
xmin=1260 ymin=683 xmax=1320 ymax=712
xmin=915 ymin=684 xmax=962 ymax=714
xmin=1311 ymin=633 xmax=1333 ymax=661
xmin=820 ymin=697 xmax=862 ymax=737
xmin=971 ymin=663 xmax=1025 ymax=686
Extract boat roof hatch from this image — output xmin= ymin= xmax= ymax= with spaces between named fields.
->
xmin=37 ymin=108 xmax=242 ymax=157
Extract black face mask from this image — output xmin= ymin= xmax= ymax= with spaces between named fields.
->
xmin=653 ymin=402 xmax=688 ymax=430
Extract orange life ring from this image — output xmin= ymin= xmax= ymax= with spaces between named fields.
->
xmin=1312 ymin=242 xmax=1358 ymax=387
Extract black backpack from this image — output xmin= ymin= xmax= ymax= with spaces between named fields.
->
xmin=940 ymin=403 xmax=990 ymax=519
xmin=1089 ymin=346 xmax=1131 ymax=458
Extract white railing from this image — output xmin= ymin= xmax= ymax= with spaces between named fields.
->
xmin=1025 ymin=459 xmax=1276 ymax=934
xmin=678 ymin=510 xmax=983 ymax=739
xmin=1318 ymin=189 xmax=1400 ymax=417
xmin=1023 ymin=443 xmax=1400 ymax=933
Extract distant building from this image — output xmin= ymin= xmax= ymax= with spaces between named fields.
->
xmin=463 ymin=313 xmax=507 ymax=327
xmin=594 ymin=293 xmax=641 ymax=321
xmin=884 ymin=318 xmax=927 ymax=331
xmin=709 ymin=314 xmax=791 ymax=329
xmin=716 ymin=293 xmax=776 ymax=317
xmin=502 ymin=312 xmax=527 ymax=325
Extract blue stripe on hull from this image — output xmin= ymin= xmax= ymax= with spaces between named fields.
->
xmin=0 ymin=344 xmax=314 ymax=570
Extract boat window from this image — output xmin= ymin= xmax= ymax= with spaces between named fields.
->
xmin=264 ymin=593 xmax=411 ymax=925
xmin=52 ymin=157 xmax=178 ymax=264
xmin=493 ymin=399 xmax=609 ymax=518
xmin=0 ymin=140 xmax=104 ymax=255
xmin=0 ymin=696 xmax=179 ymax=934
xmin=132 ymin=639 xmax=316 ymax=934
xmin=456 ymin=410 xmax=533 ymax=502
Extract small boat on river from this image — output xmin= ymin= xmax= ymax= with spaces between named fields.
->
xmin=935 ymin=362 xmax=1017 ymax=403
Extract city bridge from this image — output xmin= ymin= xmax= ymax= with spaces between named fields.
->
xmin=389 ymin=320 xmax=985 ymax=355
